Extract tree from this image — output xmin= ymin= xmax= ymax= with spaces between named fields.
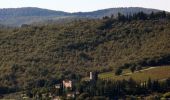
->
xmin=161 ymin=11 xmax=166 ymax=18
xmin=167 ymin=14 xmax=170 ymax=20
xmin=138 ymin=12 xmax=148 ymax=20
xmin=77 ymin=93 xmax=89 ymax=100
xmin=130 ymin=66 xmax=136 ymax=73
xmin=147 ymin=78 xmax=152 ymax=90
xmin=152 ymin=80 xmax=160 ymax=91
xmin=166 ymin=78 xmax=170 ymax=87
xmin=117 ymin=12 xmax=126 ymax=21
xmin=136 ymin=65 xmax=142 ymax=71
xmin=102 ymin=16 xmax=109 ymax=20
xmin=149 ymin=11 xmax=155 ymax=19
xmin=115 ymin=68 xmax=122 ymax=75
xmin=163 ymin=92 xmax=170 ymax=98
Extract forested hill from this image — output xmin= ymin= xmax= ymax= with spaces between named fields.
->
xmin=0 ymin=7 xmax=69 ymax=17
xmin=0 ymin=12 xmax=170 ymax=94
xmin=73 ymin=7 xmax=160 ymax=18
xmin=0 ymin=7 xmax=161 ymax=26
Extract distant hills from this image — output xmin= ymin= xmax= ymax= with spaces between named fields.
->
xmin=73 ymin=7 xmax=160 ymax=18
xmin=0 ymin=7 xmax=162 ymax=26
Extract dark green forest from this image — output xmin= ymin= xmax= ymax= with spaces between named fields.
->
xmin=0 ymin=11 xmax=170 ymax=97
xmin=21 ymin=78 xmax=170 ymax=99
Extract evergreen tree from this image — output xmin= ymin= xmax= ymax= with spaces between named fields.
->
xmin=149 ymin=11 xmax=155 ymax=19
xmin=147 ymin=78 xmax=152 ymax=90
xmin=115 ymin=68 xmax=122 ymax=75
xmin=130 ymin=66 xmax=136 ymax=73
xmin=117 ymin=12 xmax=126 ymax=21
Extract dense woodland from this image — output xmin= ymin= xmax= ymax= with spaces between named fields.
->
xmin=0 ymin=11 xmax=170 ymax=98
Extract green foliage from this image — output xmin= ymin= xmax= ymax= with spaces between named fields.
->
xmin=0 ymin=12 xmax=170 ymax=95
xmin=115 ymin=68 xmax=122 ymax=75
xmin=77 ymin=93 xmax=89 ymax=100
xmin=130 ymin=66 xmax=136 ymax=73
xmin=163 ymin=92 xmax=170 ymax=98
xmin=75 ymin=78 xmax=170 ymax=99
xmin=99 ymin=66 xmax=170 ymax=82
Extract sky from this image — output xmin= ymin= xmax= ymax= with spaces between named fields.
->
xmin=0 ymin=0 xmax=169 ymax=12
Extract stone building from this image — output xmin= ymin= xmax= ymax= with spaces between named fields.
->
xmin=63 ymin=80 xmax=72 ymax=90
xmin=90 ymin=71 xmax=98 ymax=81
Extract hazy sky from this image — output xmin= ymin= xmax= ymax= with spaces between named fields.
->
xmin=0 ymin=0 xmax=169 ymax=12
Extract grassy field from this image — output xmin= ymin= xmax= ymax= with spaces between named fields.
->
xmin=99 ymin=66 xmax=170 ymax=82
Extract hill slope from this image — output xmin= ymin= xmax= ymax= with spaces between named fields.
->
xmin=0 ymin=7 xmax=69 ymax=26
xmin=0 ymin=7 xmax=161 ymax=26
xmin=99 ymin=66 xmax=170 ymax=81
xmin=73 ymin=7 xmax=160 ymax=18
xmin=0 ymin=14 xmax=170 ymax=93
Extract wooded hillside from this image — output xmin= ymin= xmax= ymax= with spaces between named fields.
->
xmin=0 ymin=12 xmax=170 ymax=93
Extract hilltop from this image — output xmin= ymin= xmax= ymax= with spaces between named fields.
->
xmin=0 ymin=7 xmax=161 ymax=26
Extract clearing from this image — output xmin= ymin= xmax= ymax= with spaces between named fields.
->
xmin=99 ymin=66 xmax=170 ymax=82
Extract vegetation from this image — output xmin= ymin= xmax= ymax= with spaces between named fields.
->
xmin=115 ymin=68 xmax=122 ymax=75
xmin=0 ymin=7 xmax=160 ymax=26
xmin=73 ymin=78 xmax=170 ymax=99
xmin=15 ymin=78 xmax=170 ymax=99
xmin=99 ymin=66 xmax=170 ymax=81
xmin=0 ymin=11 xmax=170 ymax=98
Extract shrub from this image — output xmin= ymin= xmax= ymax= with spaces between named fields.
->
xmin=163 ymin=92 xmax=170 ymax=98
xmin=115 ymin=68 xmax=122 ymax=75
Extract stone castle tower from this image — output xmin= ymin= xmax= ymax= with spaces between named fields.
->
xmin=90 ymin=72 xmax=98 ymax=81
